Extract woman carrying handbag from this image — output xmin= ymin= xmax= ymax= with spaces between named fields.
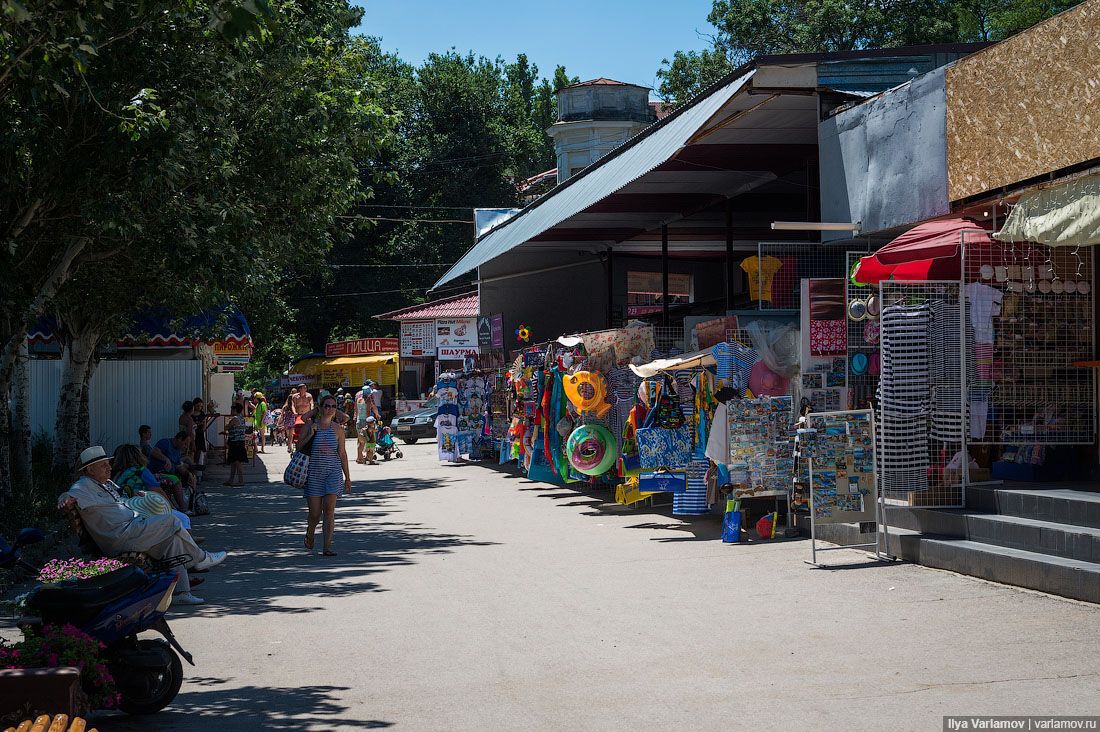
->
xmin=292 ymin=395 xmax=351 ymax=556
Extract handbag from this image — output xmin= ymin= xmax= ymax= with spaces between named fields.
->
xmin=526 ymin=436 xmax=563 ymax=485
xmin=638 ymin=468 xmax=687 ymax=493
xmin=636 ymin=378 xmax=693 ymax=469
xmin=283 ymin=431 xmax=315 ymax=489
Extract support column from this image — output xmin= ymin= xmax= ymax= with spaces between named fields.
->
xmin=604 ymin=249 xmax=614 ymax=328
xmin=661 ymin=225 xmax=670 ymax=326
xmin=725 ymin=199 xmax=734 ymax=312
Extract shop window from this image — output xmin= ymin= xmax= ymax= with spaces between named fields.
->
xmin=626 ymin=271 xmax=693 ymax=316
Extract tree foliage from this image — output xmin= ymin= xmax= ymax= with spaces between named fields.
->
xmin=657 ymin=0 xmax=1084 ymax=104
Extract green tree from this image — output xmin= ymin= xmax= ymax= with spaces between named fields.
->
xmin=657 ymin=0 xmax=1082 ymax=104
xmin=1 ymin=0 xmax=393 ymax=472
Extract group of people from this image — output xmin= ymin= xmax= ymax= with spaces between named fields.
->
xmin=60 ymin=433 xmax=228 ymax=606
xmin=55 ymin=382 xmax=399 ymax=602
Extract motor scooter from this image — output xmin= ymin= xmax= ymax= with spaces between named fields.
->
xmin=0 ymin=528 xmax=194 ymax=715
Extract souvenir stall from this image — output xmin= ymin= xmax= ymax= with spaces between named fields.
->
xmin=432 ymin=370 xmax=496 ymax=462
xmin=854 ymin=215 xmax=1096 ymax=506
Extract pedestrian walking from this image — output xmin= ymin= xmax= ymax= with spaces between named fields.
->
xmin=252 ymin=392 xmax=269 ymax=453
xmin=299 ymin=394 xmax=351 ymax=556
xmin=192 ymin=397 xmax=213 ymax=470
xmin=224 ymin=402 xmax=247 ymax=487
xmin=179 ymin=400 xmax=196 ymax=457
xmin=281 ymin=393 xmax=297 ymax=453
xmin=354 ymin=383 xmax=380 ymax=464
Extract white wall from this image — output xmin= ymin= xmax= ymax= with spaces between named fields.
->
xmin=29 ymin=359 xmax=204 ymax=454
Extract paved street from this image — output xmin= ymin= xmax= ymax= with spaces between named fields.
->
xmin=94 ymin=441 xmax=1099 ymax=731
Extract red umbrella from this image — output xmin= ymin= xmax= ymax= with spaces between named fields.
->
xmin=853 ymin=218 xmax=992 ymax=285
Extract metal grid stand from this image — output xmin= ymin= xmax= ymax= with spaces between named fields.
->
xmin=846 ymin=250 xmax=878 ymax=410
xmin=963 ymin=233 xmax=1096 ymax=447
xmin=804 ymin=408 xmax=893 ymax=566
xmin=877 ymin=280 xmax=968 ymax=508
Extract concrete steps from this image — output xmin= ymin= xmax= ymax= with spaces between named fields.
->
xmin=807 ymin=484 xmax=1100 ymax=602
xmin=913 ymin=538 xmax=1100 ymax=603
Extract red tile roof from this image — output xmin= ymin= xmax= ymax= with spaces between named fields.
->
xmin=374 ymin=291 xmax=479 ymax=321
xmin=562 ymin=78 xmax=649 ymax=89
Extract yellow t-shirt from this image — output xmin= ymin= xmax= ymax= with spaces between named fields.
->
xmin=740 ymin=255 xmax=783 ymax=303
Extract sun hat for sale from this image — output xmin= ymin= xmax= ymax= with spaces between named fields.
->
xmin=77 ymin=446 xmax=111 ymax=471
xmin=866 ymin=294 xmax=880 ymax=318
xmin=848 ymin=298 xmax=868 ymax=321
xmin=850 ymin=352 xmax=869 ymax=376
xmin=868 ymin=352 xmax=881 ymax=376
xmin=747 ymin=361 xmax=790 ymax=397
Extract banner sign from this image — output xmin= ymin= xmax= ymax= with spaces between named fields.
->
xmin=438 ymin=347 xmax=479 ymax=359
xmin=325 ymin=337 xmax=399 ymax=358
xmin=436 ymin=318 xmax=478 ymax=357
xmin=213 ymin=339 xmax=252 ymax=357
xmin=490 ymin=314 xmax=504 ymax=349
xmin=400 ymin=321 xmax=435 ymax=357
xmin=477 ymin=316 xmax=492 ymax=349
xmin=280 ymin=374 xmax=317 ymax=387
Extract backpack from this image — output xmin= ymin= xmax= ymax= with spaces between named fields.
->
xmin=191 ymin=490 xmax=211 ymax=516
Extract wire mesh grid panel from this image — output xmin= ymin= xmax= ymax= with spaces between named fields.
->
xmin=964 ymin=232 xmax=1096 ymax=446
xmin=877 ymin=281 xmax=967 ymax=508
xmin=752 ymin=243 xmax=857 ymax=310
xmin=651 ymin=325 xmax=687 ymax=355
xmin=845 ymin=250 xmax=877 ymax=409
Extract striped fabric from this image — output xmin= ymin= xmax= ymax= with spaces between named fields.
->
xmin=877 ymin=303 xmax=931 ymax=493
xmin=606 ymin=365 xmax=641 ymax=446
xmin=929 ymin=301 xmax=965 ymax=443
xmin=712 ymin=341 xmax=758 ymax=393
xmin=674 ymin=458 xmax=711 ymax=515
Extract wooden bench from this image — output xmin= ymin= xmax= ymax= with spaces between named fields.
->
xmin=4 ymin=714 xmax=97 ymax=732
xmin=60 ymin=503 xmax=152 ymax=570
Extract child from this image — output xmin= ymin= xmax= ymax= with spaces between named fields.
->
xmin=361 ymin=416 xmax=379 ymax=465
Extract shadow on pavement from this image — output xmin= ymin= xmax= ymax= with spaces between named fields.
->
xmin=177 ymin=474 xmax=499 ymax=618
xmin=97 ymin=678 xmax=393 ymax=730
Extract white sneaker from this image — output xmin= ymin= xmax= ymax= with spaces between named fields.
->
xmin=193 ymin=550 xmax=226 ymax=571
xmin=175 ymin=592 xmax=205 ymax=605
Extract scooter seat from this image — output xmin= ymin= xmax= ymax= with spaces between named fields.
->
xmin=31 ymin=565 xmax=149 ymax=621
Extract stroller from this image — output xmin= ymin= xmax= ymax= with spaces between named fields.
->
xmin=377 ymin=426 xmax=403 ymax=460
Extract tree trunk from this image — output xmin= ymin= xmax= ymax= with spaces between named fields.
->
xmin=0 ymin=381 xmax=11 ymax=500
xmin=11 ymin=340 xmax=32 ymax=482
xmin=54 ymin=328 xmax=100 ymax=471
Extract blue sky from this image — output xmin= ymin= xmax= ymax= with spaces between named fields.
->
xmin=353 ymin=0 xmax=716 ymax=92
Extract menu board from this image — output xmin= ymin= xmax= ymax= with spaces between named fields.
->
xmin=400 ymin=321 xmax=435 ymax=357
xmin=804 ymin=411 xmax=876 ymax=524
xmin=436 ymin=317 xmax=478 ymax=358
xmin=726 ymin=396 xmax=798 ymax=494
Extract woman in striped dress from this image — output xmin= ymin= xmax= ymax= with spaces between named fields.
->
xmin=298 ymin=394 xmax=351 ymax=556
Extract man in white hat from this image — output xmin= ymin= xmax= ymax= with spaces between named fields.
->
xmin=57 ymin=445 xmax=227 ymax=606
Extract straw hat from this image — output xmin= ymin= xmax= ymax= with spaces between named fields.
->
xmin=77 ymin=446 xmax=111 ymax=471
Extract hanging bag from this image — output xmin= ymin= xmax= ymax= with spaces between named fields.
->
xmin=283 ymin=429 xmax=316 ymax=489
xmin=637 ymin=467 xmax=687 ymax=493
xmin=636 ymin=378 xmax=693 ymax=469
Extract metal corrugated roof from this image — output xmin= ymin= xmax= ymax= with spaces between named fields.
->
xmin=374 ymin=291 xmax=479 ymax=321
xmin=432 ymin=70 xmax=756 ymax=289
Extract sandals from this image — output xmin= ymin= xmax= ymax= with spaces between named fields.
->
xmin=304 ymin=535 xmax=315 ymax=551
xmin=322 ymin=550 xmax=337 ymax=556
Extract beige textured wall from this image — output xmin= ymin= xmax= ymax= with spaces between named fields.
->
xmin=946 ymin=0 xmax=1100 ymax=201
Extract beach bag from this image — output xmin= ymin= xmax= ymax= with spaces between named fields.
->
xmin=722 ymin=500 xmax=742 ymax=543
xmin=637 ymin=468 xmax=687 ymax=493
xmin=283 ymin=432 xmax=315 ymax=489
xmin=191 ymin=491 xmax=211 ymax=516
xmin=636 ymin=424 xmax=694 ymax=469
xmin=635 ymin=377 xmax=693 ymax=469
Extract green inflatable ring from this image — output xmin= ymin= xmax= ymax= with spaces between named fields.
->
xmin=565 ymin=423 xmax=619 ymax=476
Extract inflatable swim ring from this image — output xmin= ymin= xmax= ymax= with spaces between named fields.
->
xmin=565 ymin=423 xmax=619 ymax=476
xmin=562 ymin=371 xmax=611 ymax=417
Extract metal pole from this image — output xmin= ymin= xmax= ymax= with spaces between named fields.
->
xmin=661 ymin=224 xmax=670 ymax=326
xmin=959 ymin=233 xmax=969 ymax=507
xmin=606 ymin=249 xmax=614 ymax=328
xmin=808 ymin=456 xmax=818 ymax=565
xmin=725 ymin=200 xmax=734 ymax=311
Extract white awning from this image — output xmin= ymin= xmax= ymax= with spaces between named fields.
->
xmin=629 ymin=348 xmax=717 ymax=378
xmin=995 ymin=173 xmax=1100 ymax=246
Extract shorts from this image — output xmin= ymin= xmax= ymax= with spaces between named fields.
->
xmin=227 ymin=441 xmax=248 ymax=463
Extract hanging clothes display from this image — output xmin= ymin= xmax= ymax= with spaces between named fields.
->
xmin=877 ymin=303 xmax=932 ymax=492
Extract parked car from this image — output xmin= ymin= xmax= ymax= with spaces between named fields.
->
xmin=390 ymin=397 xmax=438 ymax=444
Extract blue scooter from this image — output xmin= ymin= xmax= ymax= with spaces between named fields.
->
xmin=1 ymin=528 xmax=194 ymax=715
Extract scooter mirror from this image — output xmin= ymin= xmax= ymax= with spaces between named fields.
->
xmin=15 ymin=527 xmax=45 ymax=547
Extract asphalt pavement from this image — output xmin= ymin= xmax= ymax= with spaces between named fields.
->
xmin=90 ymin=440 xmax=1100 ymax=731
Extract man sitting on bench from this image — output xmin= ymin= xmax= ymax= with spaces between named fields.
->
xmin=58 ymin=445 xmax=227 ymax=606
xmin=144 ymin=428 xmax=197 ymax=513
